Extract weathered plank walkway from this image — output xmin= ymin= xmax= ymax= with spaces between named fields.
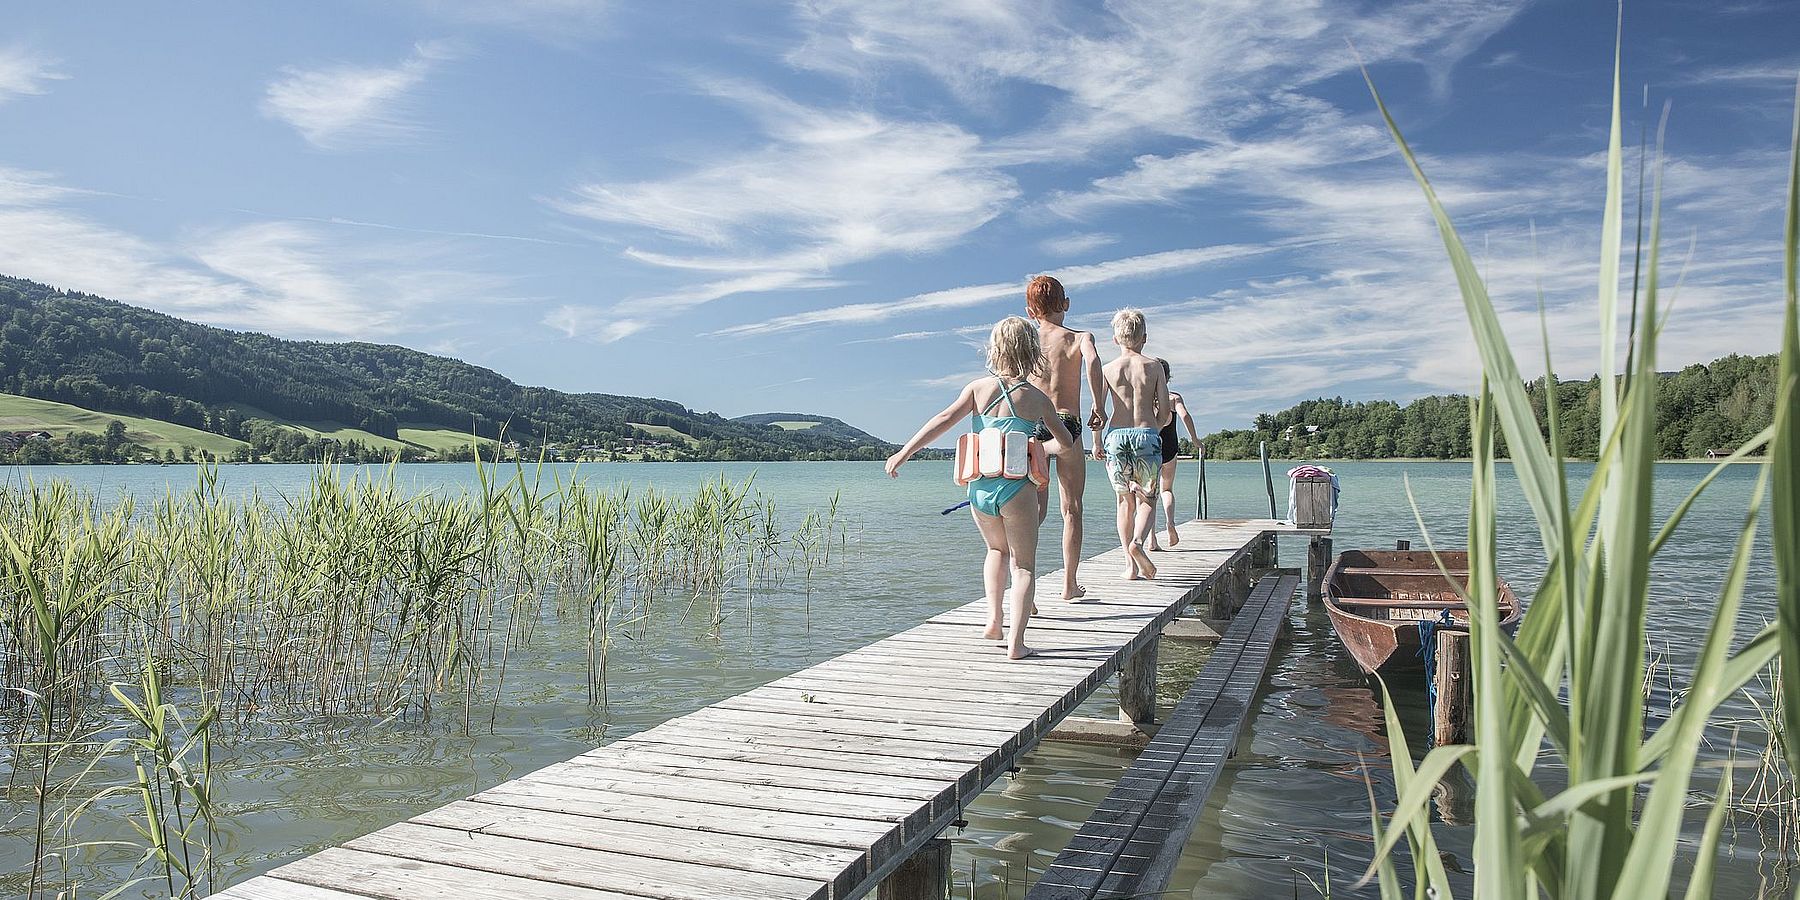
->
xmin=1026 ymin=573 xmax=1303 ymax=899
xmin=212 ymin=519 xmax=1309 ymax=900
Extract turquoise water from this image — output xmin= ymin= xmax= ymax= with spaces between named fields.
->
xmin=0 ymin=459 xmax=1786 ymax=897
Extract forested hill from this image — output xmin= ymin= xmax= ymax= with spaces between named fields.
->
xmin=0 ymin=275 xmax=892 ymax=461
xmin=1201 ymin=353 xmax=1779 ymax=461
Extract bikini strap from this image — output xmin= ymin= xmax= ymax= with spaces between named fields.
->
xmin=978 ymin=374 xmax=1026 ymax=418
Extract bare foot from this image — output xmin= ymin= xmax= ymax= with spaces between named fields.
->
xmin=1123 ymin=564 xmax=1141 ymax=580
xmin=1148 ymin=540 xmax=1161 ymax=552
xmin=1063 ymin=585 xmax=1087 ymax=602
xmin=1027 ymin=601 xmax=1039 ymax=616
xmin=983 ymin=623 xmax=1003 ymax=641
xmin=1008 ymin=645 xmax=1036 ymax=660
xmin=1127 ymin=543 xmax=1157 ymax=579
xmin=1166 ymin=528 xmax=1180 ymax=547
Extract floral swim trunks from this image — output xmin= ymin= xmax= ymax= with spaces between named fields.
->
xmin=1103 ymin=427 xmax=1161 ymax=495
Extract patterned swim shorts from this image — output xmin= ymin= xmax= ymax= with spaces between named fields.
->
xmin=1103 ymin=427 xmax=1161 ymax=495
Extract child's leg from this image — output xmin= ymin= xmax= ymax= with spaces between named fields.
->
xmin=1115 ymin=491 xmax=1137 ymax=579
xmin=998 ymin=490 xmax=1040 ymax=659
xmin=1125 ymin=489 xmax=1157 ymax=579
xmin=1158 ymin=460 xmax=1179 ymax=546
xmin=970 ymin=508 xmax=1011 ymax=641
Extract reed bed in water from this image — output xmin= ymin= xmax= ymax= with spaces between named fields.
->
xmin=1 ymin=460 xmax=841 ymax=726
xmin=1 ymin=459 xmax=846 ymax=898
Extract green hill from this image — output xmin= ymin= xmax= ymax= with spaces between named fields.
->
xmin=0 ymin=274 xmax=894 ymax=462
xmin=733 ymin=413 xmax=887 ymax=446
xmin=0 ymin=393 xmax=246 ymax=456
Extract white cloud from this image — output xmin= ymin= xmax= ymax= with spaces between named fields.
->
xmin=261 ymin=41 xmax=457 ymax=150
xmin=1039 ymin=232 xmax=1118 ymax=257
xmin=710 ymin=240 xmax=1295 ymax=337
xmin=789 ymin=0 xmax=1530 ymax=153
xmin=555 ymin=83 xmax=1016 ymax=277
xmin=0 ymin=166 xmax=499 ymax=339
xmin=542 ymin=305 xmax=648 ymax=343
xmin=0 ymin=45 xmax=67 ymax=103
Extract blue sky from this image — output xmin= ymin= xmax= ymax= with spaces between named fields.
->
xmin=1 ymin=1 xmax=1795 ymax=441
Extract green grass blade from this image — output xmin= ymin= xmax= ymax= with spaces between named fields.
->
xmin=1679 ymin=763 xmax=1734 ymax=900
xmin=1774 ymin=71 xmax=1800 ymax=806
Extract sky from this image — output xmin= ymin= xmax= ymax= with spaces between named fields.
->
xmin=0 ymin=1 xmax=1796 ymax=442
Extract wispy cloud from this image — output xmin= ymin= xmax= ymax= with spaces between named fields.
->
xmin=261 ymin=41 xmax=457 ymax=150
xmin=0 ymin=166 xmax=501 ymax=339
xmin=542 ymin=305 xmax=648 ymax=344
xmin=555 ymin=82 xmax=1016 ymax=275
xmin=710 ymin=241 xmax=1297 ymax=337
xmin=1039 ymin=232 xmax=1118 ymax=257
xmin=0 ymin=45 xmax=67 ymax=103
xmin=790 ymin=0 xmax=1530 ymax=154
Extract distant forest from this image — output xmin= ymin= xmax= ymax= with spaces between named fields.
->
xmin=1201 ymin=353 xmax=1779 ymax=460
xmin=0 ymin=275 xmax=893 ymax=462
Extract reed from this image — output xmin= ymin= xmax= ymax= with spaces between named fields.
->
xmin=1 ymin=460 xmax=848 ymax=897
xmin=1357 ymin=30 xmax=1799 ymax=900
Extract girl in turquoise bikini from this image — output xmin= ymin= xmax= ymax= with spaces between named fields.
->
xmin=887 ymin=317 xmax=1081 ymax=659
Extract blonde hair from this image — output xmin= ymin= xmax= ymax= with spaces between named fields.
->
xmin=987 ymin=316 xmax=1044 ymax=379
xmin=1112 ymin=307 xmax=1146 ymax=349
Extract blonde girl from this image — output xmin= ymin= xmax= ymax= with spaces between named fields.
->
xmin=887 ymin=317 xmax=1081 ymax=659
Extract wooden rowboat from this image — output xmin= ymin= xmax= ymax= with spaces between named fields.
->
xmin=1324 ymin=548 xmax=1522 ymax=676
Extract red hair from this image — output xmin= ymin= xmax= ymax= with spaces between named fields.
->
xmin=1025 ymin=275 xmax=1068 ymax=318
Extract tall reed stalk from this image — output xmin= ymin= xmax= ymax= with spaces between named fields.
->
xmin=1358 ymin=30 xmax=1800 ymax=900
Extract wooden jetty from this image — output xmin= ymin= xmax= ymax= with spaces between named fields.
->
xmin=210 ymin=519 xmax=1329 ymax=900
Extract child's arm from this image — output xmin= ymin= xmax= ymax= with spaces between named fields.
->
xmin=1175 ymin=394 xmax=1201 ymax=456
xmin=1081 ymin=331 xmax=1106 ymax=432
xmin=886 ymin=384 xmax=975 ymax=477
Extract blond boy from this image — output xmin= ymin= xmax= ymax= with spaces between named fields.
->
xmin=1095 ymin=308 xmax=1168 ymax=579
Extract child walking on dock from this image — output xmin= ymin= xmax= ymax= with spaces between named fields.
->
xmin=1095 ymin=308 xmax=1168 ymax=580
xmin=886 ymin=317 xmax=1081 ymax=659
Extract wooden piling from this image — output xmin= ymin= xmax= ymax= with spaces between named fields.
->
xmin=878 ymin=837 xmax=950 ymax=900
xmin=1118 ymin=640 xmax=1159 ymax=728
xmin=1432 ymin=630 xmax=1472 ymax=746
xmin=1305 ymin=536 xmax=1333 ymax=602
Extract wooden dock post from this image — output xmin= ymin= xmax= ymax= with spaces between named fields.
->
xmin=878 ymin=837 xmax=950 ymax=900
xmin=1432 ymin=630 xmax=1472 ymax=746
xmin=1118 ymin=640 xmax=1159 ymax=729
xmin=1306 ymin=535 xmax=1333 ymax=602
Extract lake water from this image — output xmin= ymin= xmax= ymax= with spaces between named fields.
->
xmin=0 ymin=459 xmax=1787 ymax=898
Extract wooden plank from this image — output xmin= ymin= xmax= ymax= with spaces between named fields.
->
xmin=677 ymin=705 xmax=1019 ymax=749
xmin=210 ymin=879 xmax=371 ymax=900
xmin=346 ymin=821 xmax=828 ymax=900
xmin=473 ymin=779 xmax=901 ymax=853
xmin=612 ymin=726 xmax=980 ymax=782
xmin=520 ymin=760 xmax=926 ymax=824
xmin=269 ymin=847 xmax=643 ymax=900
xmin=718 ymin=692 xmax=1038 ymax=733
xmin=410 ymin=800 xmax=862 ymax=890
xmin=587 ymin=744 xmax=953 ymax=800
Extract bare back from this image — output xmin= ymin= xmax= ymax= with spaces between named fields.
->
xmin=1103 ymin=352 xmax=1167 ymax=429
xmin=1028 ymin=321 xmax=1087 ymax=414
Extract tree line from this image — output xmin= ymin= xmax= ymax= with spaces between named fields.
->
xmin=1199 ymin=353 xmax=1778 ymax=460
